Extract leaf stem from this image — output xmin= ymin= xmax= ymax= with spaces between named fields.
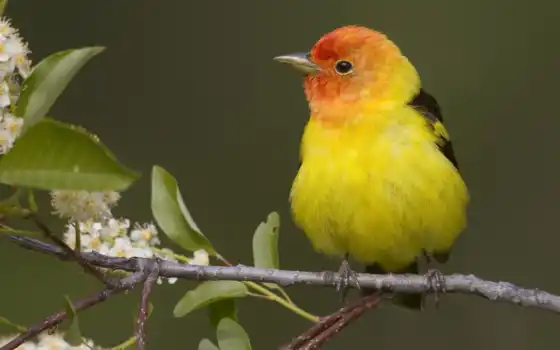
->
xmin=152 ymin=249 xmax=319 ymax=322
xmin=110 ymin=335 xmax=137 ymax=350
xmin=244 ymin=280 xmax=319 ymax=322
xmin=217 ymin=256 xmax=319 ymax=322
xmin=275 ymin=285 xmax=294 ymax=304
xmin=247 ymin=292 xmax=272 ymax=300
xmin=0 ymin=316 xmax=27 ymax=333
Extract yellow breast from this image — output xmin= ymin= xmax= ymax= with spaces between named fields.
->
xmin=290 ymin=106 xmax=469 ymax=271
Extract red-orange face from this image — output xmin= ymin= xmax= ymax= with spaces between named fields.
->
xmin=305 ymin=26 xmax=401 ymax=104
xmin=275 ymin=26 xmax=404 ymax=112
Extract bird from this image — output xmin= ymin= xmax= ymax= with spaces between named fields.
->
xmin=274 ymin=25 xmax=469 ymax=310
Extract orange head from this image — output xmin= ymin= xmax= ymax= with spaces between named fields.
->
xmin=275 ymin=26 xmax=420 ymax=124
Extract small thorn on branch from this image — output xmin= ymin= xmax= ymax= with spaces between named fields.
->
xmin=280 ymin=293 xmax=381 ymax=350
xmin=135 ymin=259 xmax=160 ymax=350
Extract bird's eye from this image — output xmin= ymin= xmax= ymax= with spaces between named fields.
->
xmin=334 ymin=60 xmax=353 ymax=75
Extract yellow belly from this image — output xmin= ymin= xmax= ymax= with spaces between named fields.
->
xmin=290 ymin=115 xmax=469 ymax=271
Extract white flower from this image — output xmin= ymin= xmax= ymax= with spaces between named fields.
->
xmin=0 ymin=128 xmax=14 ymax=153
xmin=157 ymin=276 xmax=178 ymax=285
xmin=64 ymin=220 xmax=105 ymax=251
xmin=0 ymin=81 xmax=10 ymax=107
xmin=0 ymin=112 xmax=22 ymax=154
xmin=36 ymin=332 xmax=70 ymax=349
xmin=0 ymin=332 xmax=98 ymax=350
xmin=78 ymin=220 xmax=103 ymax=236
xmin=0 ymin=17 xmax=31 ymax=155
xmin=63 ymin=223 xmax=77 ymax=249
xmin=97 ymin=242 xmax=112 ymax=256
xmin=0 ymin=18 xmax=15 ymax=37
xmin=36 ymin=332 xmax=97 ymax=349
xmin=130 ymin=222 xmax=160 ymax=246
xmin=109 ymin=236 xmax=133 ymax=257
xmin=59 ymin=205 xmax=186 ymax=286
xmin=99 ymin=217 xmax=130 ymax=241
xmin=51 ymin=190 xmax=121 ymax=221
xmin=3 ymin=112 xmax=23 ymax=136
xmin=190 ymin=249 xmax=209 ymax=266
xmin=0 ymin=18 xmax=30 ymax=78
xmin=128 ymin=246 xmax=154 ymax=258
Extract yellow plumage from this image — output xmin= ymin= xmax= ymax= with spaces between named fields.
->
xmin=291 ymin=104 xmax=468 ymax=271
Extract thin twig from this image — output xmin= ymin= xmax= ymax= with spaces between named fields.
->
xmin=279 ymin=293 xmax=380 ymax=350
xmin=0 ymin=272 xmax=144 ymax=350
xmin=302 ymin=294 xmax=380 ymax=350
xmin=8 ymin=235 xmax=560 ymax=314
xmin=26 ymin=214 xmax=114 ymax=287
xmin=136 ymin=259 xmax=159 ymax=350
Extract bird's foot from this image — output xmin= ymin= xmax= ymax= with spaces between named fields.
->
xmin=422 ymin=250 xmax=433 ymax=264
xmin=336 ymin=257 xmax=360 ymax=302
xmin=425 ymin=268 xmax=446 ymax=307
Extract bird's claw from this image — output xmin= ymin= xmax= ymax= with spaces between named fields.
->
xmin=336 ymin=259 xmax=360 ymax=302
xmin=425 ymin=268 xmax=446 ymax=307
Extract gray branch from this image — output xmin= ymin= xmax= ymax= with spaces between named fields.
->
xmin=9 ymin=236 xmax=560 ymax=313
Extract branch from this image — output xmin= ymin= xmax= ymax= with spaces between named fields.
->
xmin=10 ymin=235 xmax=560 ymax=314
xmin=280 ymin=293 xmax=381 ymax=350
xmin=0 ymin=272 xmax=145 ymax=350
xmin=136 ymin=259 xmax=159 ymax=350
xmin=26 ymin=214 xmax=115 ymax=287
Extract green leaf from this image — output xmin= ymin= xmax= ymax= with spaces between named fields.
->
xmin=252 ymin=212 xmax=282 ymax=289
xmin=146 ymin=302 xmax=154 ymax=318
xmin=217 ymin=318 xmax=252 ymax=350
xmin=173 ymin=281 xmax=247 ymax=318
xmin=0 ymin=227 xmax=41 ymax=238
xmin=0 ymin=187 xmax=23 ymax=214
xmin=63 ymin=296 xmax=82 ymax=346
xmin=208 ymin=299 xmax=238 ymax=330
xmin=0 ymin=119 xmax=139 ymax=191
xmin=198 ymin=339 xmax=220 ymax=350
xmin=252 ymin=212 xmax=280 ymax=269
xmin=151 ymin=166 xmax=214 ymax=254
xmin=16 ymin=47 xmax=105 ymax=131
xmin=0 ymin=0 xmax=8 ymax=17
xmin=27 ymin=188 xmax=38 ymax=212
xmin=0 ymin=316 xmax=26 ymax=332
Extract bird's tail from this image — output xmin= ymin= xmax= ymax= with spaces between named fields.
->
xmin=363 ymin=261 xmax=423 ymax=310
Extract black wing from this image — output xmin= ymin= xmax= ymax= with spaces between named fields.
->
xmin=408 ymin=88 xmax=460 ymax=171
xmin=407 ymin=88 xmax=460 ymax=264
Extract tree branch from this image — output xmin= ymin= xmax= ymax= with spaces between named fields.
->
xmin=280 ymin=293 xmax=381 ymax=350
xmin=136 ymin=259 xmax=159 ymax=350
xmin=0 ymin=272 xmax=145 ymax=350
xmin=26 ymin=214 xmax=115 ymax=287
xmin=9 ymin=235 xmax=560 ymax=314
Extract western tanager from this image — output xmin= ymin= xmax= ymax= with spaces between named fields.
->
xmin=274 ymin=25 xmax=469 ymax=309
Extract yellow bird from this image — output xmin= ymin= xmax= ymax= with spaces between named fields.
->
xmin=275 ymin=25 xmax=469 ymax=309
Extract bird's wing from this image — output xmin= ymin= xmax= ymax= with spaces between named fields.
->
xmin=408 ymin=88 xmax=460 ymax=171
xmin=407 ymin=88 xmax=460 ymax=264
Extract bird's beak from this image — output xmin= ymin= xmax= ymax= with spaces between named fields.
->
xmin=273 ymin=52 xmax=319 ymax=74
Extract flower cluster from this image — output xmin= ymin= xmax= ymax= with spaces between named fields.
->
xmin=51 ymin=190 xmax=120 ymax=222
xmin=54 ymin=190 xmax=209 ymax=284
xmin=0 ymin=17 xmax=30 ymax=154
xmin=0 ymin=332 xmax=97 ymax=350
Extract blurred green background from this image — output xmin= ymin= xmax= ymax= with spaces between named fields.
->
xmin=1 ymin=0 xmax=559 ymax=349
